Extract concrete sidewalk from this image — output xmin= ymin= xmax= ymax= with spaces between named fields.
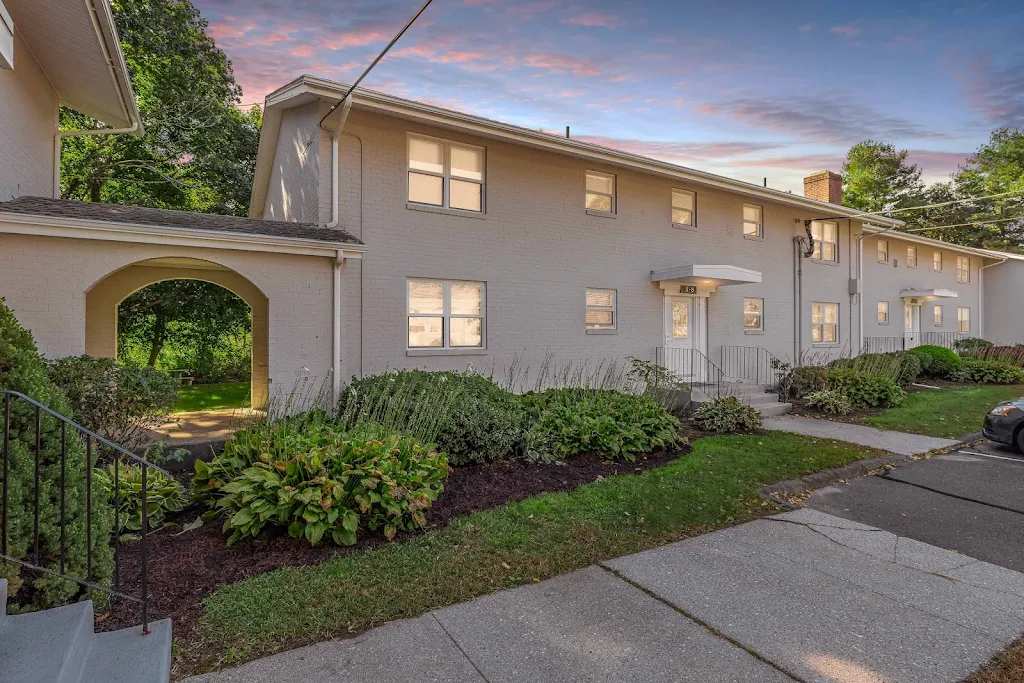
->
xmin=762 ymin=414 xmax=961 ymax=455
xmin=185 ymin=509 xmax=1024 ymax=683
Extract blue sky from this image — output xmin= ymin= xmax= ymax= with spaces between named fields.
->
xmin=193 ymin=0 xmax=1024 ymax=193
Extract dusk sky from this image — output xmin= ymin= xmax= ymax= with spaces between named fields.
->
xmin=193 ymin=0 xmax=1024 ymax=193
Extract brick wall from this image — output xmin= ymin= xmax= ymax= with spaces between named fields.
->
xmin=0 ymin=32 xmax=57 ymax=200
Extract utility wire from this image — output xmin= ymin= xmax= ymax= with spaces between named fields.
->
xmin=877 ymin=188 xmax=1024 ymax=216
xmin=901 ymin=216 xmax=1022 ymax=233
xmin=318 ymin=0 xmax=434 ymax=131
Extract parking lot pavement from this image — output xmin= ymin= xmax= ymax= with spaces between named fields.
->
xmin=808 ymin=451 xmax=1024 ymax=572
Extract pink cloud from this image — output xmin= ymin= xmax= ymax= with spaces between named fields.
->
xmin=562 ymin=12 xmax=620 ymax=28
xmin=830 ymin=24 xmax=861 ymax=37
xmin=506 ymin=2 xmax=559 ymax=17
xmin=520 ymin=52 xmax=601 ymax=76
xmin=798 ymin=24 xmax=812 ymax=33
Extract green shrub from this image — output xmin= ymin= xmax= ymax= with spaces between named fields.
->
xmin=0 ymin=300 xmax=113 ymax=609
xmin=960 ymin=345 xmax=1024 ymax=367
xmin=804 ymin=389 xmax=854 ymax=416
xmin=907 ymin=345 xmax=962 ymax=378
xmin=520 ymin=388 xmax=680 ymax=462
xmin=950 ymin=359 xmax=1024 ymax=385
xmin=47 ymin=356 xmax=178 ymax=452
xmin=625 ymin=358 xmax=689 ymax=407
xmin=194 ymin=419 xmax=450 ymax=545
xmin=338 ymin=370 xmax=525 ymax=467
xmin=824 ymin=369 xmax=905 ymax=409
xmin=953 ymin=337 xmax=993 ymax=353
xmin=791 ymin=366 xmax=828 ymax=398
xmin=95 ymin=463 xmax=187 ymax=539
xmin=692 ymin=396 xmax=763 ymax=433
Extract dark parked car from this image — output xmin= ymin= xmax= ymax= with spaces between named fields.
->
xmin=983 ymin=398 xmax=1024 ymax=451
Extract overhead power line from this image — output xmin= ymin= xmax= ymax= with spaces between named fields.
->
xmin=878 ymin=188 xmax=1024 ymax=217
xmin=901 ymin=216 xmax=1023 ymax=233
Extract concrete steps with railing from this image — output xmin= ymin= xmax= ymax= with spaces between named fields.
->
xmin=0 ymin=579 xmax=172 ymax=683
xmin=691 ymin=380 xmax=792 ymax=417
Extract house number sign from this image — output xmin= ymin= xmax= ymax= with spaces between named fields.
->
xmin=679 ymin=285 xmax=697 ymax=294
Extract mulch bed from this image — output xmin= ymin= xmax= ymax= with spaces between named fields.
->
xmin=96 ymin=445 xmax=689 ymax=639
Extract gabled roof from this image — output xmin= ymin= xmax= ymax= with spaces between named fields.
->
xmin=861 ymin=224 xmax=1024 ymax=262
xmin=251 ymin=75 xmax=904 ymax=227
xmin=0 ymin=197 xmax=363 ymax=249
xmin=3 ymin=0 xmax=140 ymax=130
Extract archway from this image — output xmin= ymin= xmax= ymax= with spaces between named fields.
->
xmin=84 ymin=257 xmax=270 ymax=409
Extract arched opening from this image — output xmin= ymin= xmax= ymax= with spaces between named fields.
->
xmin=84 ymin=258 xmax=270 ymax=411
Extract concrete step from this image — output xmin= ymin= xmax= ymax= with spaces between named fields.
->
xmin=758 ymin=402 xmax=793 ymax=417
xmin=80 ymin=619 xmax=173 ymax=683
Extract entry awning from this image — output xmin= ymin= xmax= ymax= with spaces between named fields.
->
xmin=900 ymin=288 xmax=958 ymax=300
xmin=651 ymin=264 xmax=762 ymax=286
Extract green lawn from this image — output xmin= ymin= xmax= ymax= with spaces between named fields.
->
xmin=175 ymin=382 xmax=251 ymax=412
xmin=864 ymin=384 xmax=1024 ymax=439
xmin=181 ymin=431 xmax=885 ymax=674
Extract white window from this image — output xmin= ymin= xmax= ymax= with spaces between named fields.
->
xmin=811 ymin=221 xmax=838 ymax=262
xmin=407 ymin=135 xmax=485 ymax=212
xmin=672 ymin=189 xmax=695 ymax=227
xmin=877 ymin=239 xmax=889 ymax=263
xmin=585 ymin=171 xmax=615 ymax=214
xmin=742 ymin=204 xmax=762 ymax=237
xmin=877 ymin=301 xmax=889 ymax=324
xmin=407 ymin=279 xmax=485 ymax=349
xmin=0 ymin=0 xmax=12 ymax=69
xmin=957 ymin=307 xmax=970 ymax=334
xmin=811 ymin=302 xmax=839 ymax=344
xmin=743 ymin=298 xmax=764 ymax=331
xmin=934 ymin=305 xmax=942 ymax=326
xmin=957 ymin=256 xmax=970 ymax=283
xmin=907 ymin=245 xmax=917 ymax=268
xmin=933 ymin=251 xmax=942 ymax=272
xmin=585 ymin=288 xmax=616 ymax=329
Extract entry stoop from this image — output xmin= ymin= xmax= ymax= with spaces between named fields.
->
xmin=692 ymin=380 xmax=792 ymax=417
xmin=0 ymin=579 xmax=172 ymax=683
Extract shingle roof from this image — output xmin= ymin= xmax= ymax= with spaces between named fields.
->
xmin=0 ymin=196 xmax=363 ymax=246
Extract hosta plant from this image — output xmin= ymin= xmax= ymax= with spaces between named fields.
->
xmin=194 ymin=420 xmax=450 ymax=546
xmin=95 ymin=463 xmax=187 ymax=540
xmin=804 ymin=389 xmax=854 ymax=416
xmin=692 ymin=396 xmax=763 ymax=433
xmin=951 ymin=359 xmax=1024 ymax=385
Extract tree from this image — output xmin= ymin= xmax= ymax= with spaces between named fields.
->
xmin=841 ymin=140 xmax=925 ymax=213
xmin=59 ymin=0 xmax=261 ymax=216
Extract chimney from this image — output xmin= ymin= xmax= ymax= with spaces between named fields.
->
xmin=803 ymin=170 xmax=843 ymax=205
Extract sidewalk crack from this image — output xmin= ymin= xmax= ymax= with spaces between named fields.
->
xmin=431 ymin=612 xmax=492 ymax=683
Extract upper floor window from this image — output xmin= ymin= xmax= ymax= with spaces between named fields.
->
xmin=811 ymin=302 xmax=839 ymax=344
xmin=877 ymin=301 xmax=889 ymax=324
xmin=407 ymin=279 xmax=485 ymax=349
xmin=933 ymin=251 xmax=942 ymax=272
xmin=585 ymin=171 xmax=615 ymax=214
xmin=742 ymin=204 xmax=762 ymax=238
xmin=407 ymin=135 xmax=485 ymax=212
xmin=811 ymin=221 xmax=838 ymax=262
xmin=957 ymin=256 xmax=970 ymax=283
xmin=957 ymin=307 xmax=970 ymax=333
xmin=585 ymin=288 xmax=616 ymax=330
xmin=877 ymin=239 xmax=889 ymax=263
xmin=744 ymin=298 xmax=764 ymax=331
xmin=672 ymin=189 xmax=695 ymax=227
xmin=907 ymin=245 xmax=917 ymax=268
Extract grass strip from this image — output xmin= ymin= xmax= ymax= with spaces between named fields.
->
xmin=182 ymin=431 xmax=885 ymax=674
xmin=175 ymin=382 xmax=251 ymax=412
xmin=864 ymin=384 xmax=1024 ymax=439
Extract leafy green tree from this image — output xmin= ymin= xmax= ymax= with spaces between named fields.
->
xmin=841 ymin=140 xmax=925 ymax=213
xmin=59 ymin=0 xmax=260 ymax=216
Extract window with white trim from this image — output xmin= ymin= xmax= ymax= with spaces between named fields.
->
xmin=811 ymin=302 xmax=839 ymax=344
xmin=742 ymin=204 xmax=762 ymax=237
xmin=407 ymin=135 xmax=485 ymax=212
xmin=811 ymin=221 xmax=838 ymax=262
xmin=934 ymin=305 xmax=942 ymax=326
xmin=877 ymin=301 xmax=889 ymax=324
xmin=407 ymin=279 xmax=485 ymax=349
xmin=585 ymin=171 xmax=615 ymax=214
xmin=933 ymin=251 xmax=942 ymax=272
xmin=957 ymin=307 xmax=970 ymax=334
xmin=957 ymin=256 xmax=970 ymax=283
xmin=877 ymin=239 xmax=889 ymax=263
xmin=743 ymin=298 xmax=763 ymax=331
xmin=672 ymin=189 xmax=695 ymax=227
xmin=585 ymin=288 xmax=616 ymax=329
xmin=907 ymin=245 xmax=917 ymax=268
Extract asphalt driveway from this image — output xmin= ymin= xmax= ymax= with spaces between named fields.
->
xmin=808 ymin=447 xmax=1024 ymax=572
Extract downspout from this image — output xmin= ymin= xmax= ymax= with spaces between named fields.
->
xmin=325 ymin=97 xmax=353 ymax=402
xmin=978 ymin=257 xmax=1007 ymax=339
xmin=326 ymin=97 xmax=353 ymax=229
xmin=857 ymin=232 xmax=865 ymax=354
xmin=793 ymin=237 xmax=803 ymax=363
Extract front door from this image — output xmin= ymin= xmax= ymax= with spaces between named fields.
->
xmin=904 ymin=302 xmax=921 ymax=349
xmin=662 ymin=295 xmax=707 ymax=381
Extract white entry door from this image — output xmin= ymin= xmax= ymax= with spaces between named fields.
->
xmin=662 ymin=296 xmax=708 ymax=381
xmin=904 ymin=302 xmax=921 ymax=349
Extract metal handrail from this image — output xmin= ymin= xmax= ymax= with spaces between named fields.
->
xmin=655 ymin=347 xmax=723 ymax=399
xmin=862 ymin=336 xmax=907 ymax=353
xmin=920 ymin=331 xmax=969 ymax=350
xmin=1 ymin=389 xmax=165 ymax=633
xmin=720 ymin=346 xmax=785 ymax=393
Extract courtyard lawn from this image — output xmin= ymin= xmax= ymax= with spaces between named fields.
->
xmin=175 ymin=381 xmax=251 ymax=412
xmin=181 ymin=431 xmax=885 ymax=674
xmin=864 ymin=384 xmax=1024 ymax=439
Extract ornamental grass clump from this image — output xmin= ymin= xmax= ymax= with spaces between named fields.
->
xmin=194 ymin=418 xmax=450 ymax=546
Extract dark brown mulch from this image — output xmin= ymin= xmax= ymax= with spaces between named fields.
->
xmin=97 ymin=446 xmax=689 ymax=639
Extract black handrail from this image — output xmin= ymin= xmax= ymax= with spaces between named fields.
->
xmin=1 ymin=390 xmax=167 ymax=633
xmin=655 ymin=347 xmax=723 ymax=399
xmin=720 ymin=346 xmax=784 ymax=393
xmin=920 ymin=331 xmax=968 ymax=349
xmin=862 ymin=336 xmax=907 ymax=353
